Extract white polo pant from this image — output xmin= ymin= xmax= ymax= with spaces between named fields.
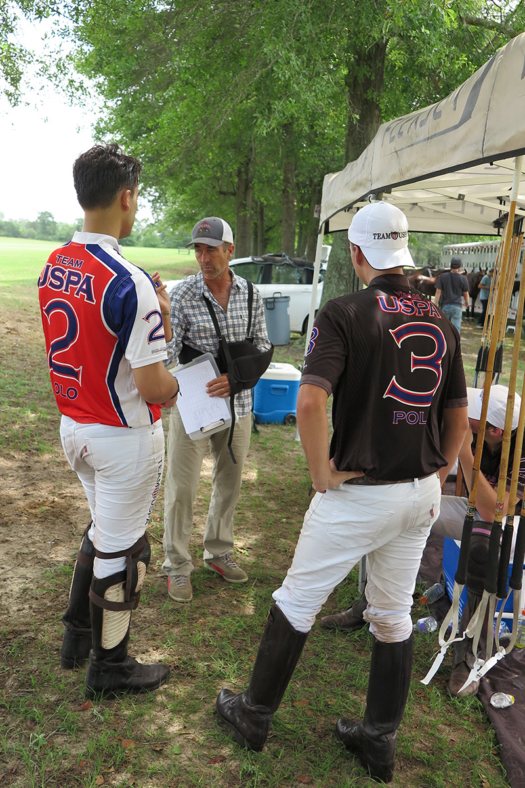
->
xmin=273 ymin=474 xmax=441 ymax=642
xmin=60 ymin=416 xmax=165 ymax=578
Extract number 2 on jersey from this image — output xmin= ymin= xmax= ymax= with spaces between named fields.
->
xmin=42 ymin=299 xmax=82 ymax=382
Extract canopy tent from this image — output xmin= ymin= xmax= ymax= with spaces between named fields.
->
xmin=305 ymin=32 xmax=525 ymax=345
xmin=320 ymin=33 xmax=525 ymax=235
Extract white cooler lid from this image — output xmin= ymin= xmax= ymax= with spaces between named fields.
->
xmin=261 ymin=362 xmax=302 ymax=381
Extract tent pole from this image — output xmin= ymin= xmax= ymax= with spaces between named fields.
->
xmin=303 ymin=226 xmax=325 ymax=358
xmin=296 ymin=227 xmax=325 ymax=443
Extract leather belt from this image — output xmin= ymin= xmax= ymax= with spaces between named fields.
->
xmin=344 ymin=472 xmax=438 ymax=486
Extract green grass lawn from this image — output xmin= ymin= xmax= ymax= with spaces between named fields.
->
xmin=0 ymin=236 xmax=198 ymax=286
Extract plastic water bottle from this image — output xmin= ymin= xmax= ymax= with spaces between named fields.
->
xmin=494 ymin=621 xmax=511 ymax=639
xmin=420 ymin=583 xmax=446 ymax=605
xmin=515 ymin=610 xmax=525 ymax=649
xmin=414 ymin=616 xmax=438 ymax=633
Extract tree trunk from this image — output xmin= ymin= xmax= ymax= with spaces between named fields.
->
xmin=280 ymin=123 xmax=296 ymax=256
xmin=235 ymin=160 xmax=253 ymax=258
xmin=320 ymin=37 xmax=388 ymax=307
xmin=305 ymin=180 xmax=322 ymax=261
xmin=251 ymin=201 xmax=265 ymax=256
xmin=321 ymin=232 xmax=361 ymax=304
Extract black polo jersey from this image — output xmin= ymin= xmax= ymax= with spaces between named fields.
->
xmin=302 ymin=274 xmax=467 ymax=480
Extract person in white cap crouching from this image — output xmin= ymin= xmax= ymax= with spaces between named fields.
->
xmin=323 ymin=383 xmax=524 ymax=700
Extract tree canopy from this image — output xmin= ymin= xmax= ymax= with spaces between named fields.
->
xmin=8 ymin=0 xmax=525 ymax=294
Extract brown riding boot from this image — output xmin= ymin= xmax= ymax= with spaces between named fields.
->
xmin=61 ymin=527 xmax=95 ymax=669
xmin=216 ymin=605 xmax=308 ymax=751
xmin=320 ymin=586 xmax=367 ymax=633
xmin=336 ymin=634 xmax=413 ymax=783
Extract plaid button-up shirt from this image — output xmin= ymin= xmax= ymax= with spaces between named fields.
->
xmin=165 ymin=270 xmax=271 ymax=418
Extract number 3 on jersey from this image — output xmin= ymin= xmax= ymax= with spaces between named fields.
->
xmin=384 ymin=323 xmax=447 ymax=407
xmin=42 ymin=299 xmax=82 ymax=382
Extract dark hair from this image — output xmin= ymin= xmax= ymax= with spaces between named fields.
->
xmin=73 ymin=143 xmax=142 ymax=210
xmin=450 ymin=256 xmax=461 ymax=268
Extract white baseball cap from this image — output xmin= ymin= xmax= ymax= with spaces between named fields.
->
xmin=467 ymin=385 xmax=521 ymax=431
xmin=348 ymin=201 xmax=415 ymax=270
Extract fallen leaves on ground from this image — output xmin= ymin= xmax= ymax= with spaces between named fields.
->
xmin=208 ymin=755 xmax=226 ymax=765
xmin=78 ymin=701 xmax=92 ymax=711
xmin=296 ymin=775 xmax=313 ymax=784
xmin=117 ymin=737 xmax=135 ymax=749
xmin=293 ymin=700 xmax=309 ymax=708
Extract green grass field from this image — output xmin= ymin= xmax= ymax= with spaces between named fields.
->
xmin=0 ymin=236 xmax=199 ymax=285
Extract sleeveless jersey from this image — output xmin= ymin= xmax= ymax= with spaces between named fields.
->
xmin=38 ymin=232 xmax=168 ymax=428
xmin=302 ymin=274 xmax=467 ymax=480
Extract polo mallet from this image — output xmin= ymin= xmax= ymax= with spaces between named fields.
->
xmin=461 ymin=271 xmax=525 ymax=688
xmin=455 ymin=164 xmax=524 ymax=691
xmin=474 ymin=243 xmax=502 ymax=387
xmin=473 ymin=233 xmax=520 ymax=386
xmin=421 ymin=156 xmax=523 ymax=685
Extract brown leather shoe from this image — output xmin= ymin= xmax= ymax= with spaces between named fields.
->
xmin=448 ymin=661 xmax=479 ymax=698
xmin=320 ymin=591 xmax=367 ymax=633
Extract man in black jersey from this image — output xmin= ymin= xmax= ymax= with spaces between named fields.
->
xmin=216 ymin=201 xmax=468 ymax=783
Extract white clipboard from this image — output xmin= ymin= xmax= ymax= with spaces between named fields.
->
xmin=170 ymin=352 xmax=231 ymax=440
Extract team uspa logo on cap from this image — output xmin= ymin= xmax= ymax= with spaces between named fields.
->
xmin=373 ymin=230 xmax=408 ymax=240
xmin=197 ymin=222 xmax=211 ymax=234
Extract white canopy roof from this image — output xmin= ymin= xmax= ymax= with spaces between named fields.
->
xmin=320 ymin=33 xmax=525 ymax=236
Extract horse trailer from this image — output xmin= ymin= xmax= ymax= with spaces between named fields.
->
xmin=441 ymin=239 xmax=523 ymax=277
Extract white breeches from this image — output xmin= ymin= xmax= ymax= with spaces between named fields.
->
xmin=60 ymin=416 xmax=164 ymax=578
xmin=273 ymin=474 xmax=441 ymax=642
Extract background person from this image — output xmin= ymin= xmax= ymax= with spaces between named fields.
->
xmin=216 ymin=201 xmax=468 ymax=783
xmin=477 ymin=268 xmax=494 ymax=328
xmin=38 ymin=143 xmax=179 ymax=697
xmin=434 ymin=257 xmax=470 ymax=333
xmin=162 ymin=217 xmax=271 ymax=602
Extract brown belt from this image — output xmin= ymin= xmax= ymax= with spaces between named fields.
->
xmin=344 ymin=472 xmax=438 ymax=486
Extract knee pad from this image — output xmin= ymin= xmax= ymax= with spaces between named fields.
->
xmin=465 ymin=531 xmax=490 ymax=596
xmin=90 ymin=534 xmax=150 ymax=650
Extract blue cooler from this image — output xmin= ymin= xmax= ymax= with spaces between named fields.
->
xmin=253 ymin=363 xmax=301 ymax=425
xmin=443 ymin=536 xmax=524 ymax=620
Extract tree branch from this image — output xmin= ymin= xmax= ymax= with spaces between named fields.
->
xmin=462 ymin=14 xmax=517 ymax=38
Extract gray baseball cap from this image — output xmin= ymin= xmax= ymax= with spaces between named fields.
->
xmin=186 ymin=216 xmax=234 ymax=247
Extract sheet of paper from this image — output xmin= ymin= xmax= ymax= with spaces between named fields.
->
xmin=173 ymin=359 xmax=230 ymax=435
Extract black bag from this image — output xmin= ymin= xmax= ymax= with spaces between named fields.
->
xmin=179 ymin=281 xmax=273 ymax=462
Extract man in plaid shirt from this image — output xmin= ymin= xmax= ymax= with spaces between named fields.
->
xmin=162 ymin=217 xmax=271 ymax=602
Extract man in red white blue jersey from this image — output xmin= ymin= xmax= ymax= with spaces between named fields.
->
xmin=38 ymin=143 xmax=179 ymax=697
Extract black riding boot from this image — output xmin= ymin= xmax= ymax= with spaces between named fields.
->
xmin=336 ymin=634 xmax=413 ymax=784
xmin=320 ymin=584 xmax=367 ymax=633
xmin=61 ymin=527 xmax=95 ymax=669
xmin=86 ymin=539 xmax=169 ymax=697
xmin=448 ymin=532 xmax=489 ymax=698
xmin=216 ymin=604 xmax=308 ymax=751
